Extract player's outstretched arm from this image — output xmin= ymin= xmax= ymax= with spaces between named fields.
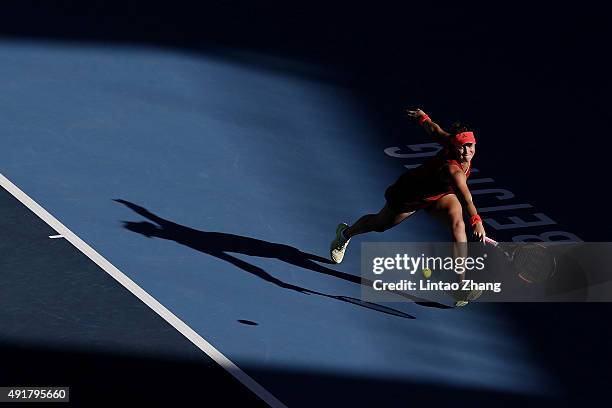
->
xmin=114 ymin=199 xmax=171 ymax=227
xmin=406 ymin=108 xmax=452 ymax=145
xmin=448 ymin=166 xmax=486 ymax=242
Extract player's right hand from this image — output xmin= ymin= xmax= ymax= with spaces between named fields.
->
xmin=472 ymin=222 xmax=486 ymax=242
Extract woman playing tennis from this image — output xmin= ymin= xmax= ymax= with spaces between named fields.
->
xmin=330 ymin=109 xmax=486 ymax=306
xmin=330 ymin=108 xmax=486 ymax=263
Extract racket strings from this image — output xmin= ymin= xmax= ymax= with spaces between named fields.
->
xmin=513 ymin=245 xmax=556 ymax=282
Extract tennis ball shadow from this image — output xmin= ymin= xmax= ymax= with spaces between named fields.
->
xmin=238 ymin=320 xmax=259 ymax=326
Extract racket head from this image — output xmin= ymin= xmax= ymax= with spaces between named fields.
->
xmin=512 ymin=243 xmax=557 ymax=283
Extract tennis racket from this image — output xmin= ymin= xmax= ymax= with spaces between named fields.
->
xmin=484 ymin=237 xmax=557 ymax=283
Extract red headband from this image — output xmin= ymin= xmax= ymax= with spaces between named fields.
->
xmin=453 ymin=131 xmax=476 ymax=146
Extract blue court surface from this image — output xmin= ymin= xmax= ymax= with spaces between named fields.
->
xmin=1 ymin=3 xmax=611 ymax=407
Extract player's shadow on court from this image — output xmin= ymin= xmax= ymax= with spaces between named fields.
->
xmin=115 ymin=199 xmax=450 ymax=317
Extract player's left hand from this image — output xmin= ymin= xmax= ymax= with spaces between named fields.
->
xmin=406 ymin=108 xmax=426 ymax=123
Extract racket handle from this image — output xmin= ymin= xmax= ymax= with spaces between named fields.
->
xmin=484 ymin=236 xmax=499 ymax=246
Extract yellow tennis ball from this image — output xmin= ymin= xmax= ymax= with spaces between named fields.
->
xmin=422 ymin=268 xmax=432 ymax=279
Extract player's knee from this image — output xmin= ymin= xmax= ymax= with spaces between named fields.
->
xmin=373 ymin=216 xmax=392 ymax=232
xmin=451 ymin=217 xmax=465 ymax=234
xmin=373 ymin=224 xmax=388 ymax=233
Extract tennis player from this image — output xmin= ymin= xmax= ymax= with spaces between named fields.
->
xmin=330 ymin=109 xmax=486 ymax=304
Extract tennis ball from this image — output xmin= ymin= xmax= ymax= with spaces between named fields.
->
xmin=422 ymin=268 xmax=432 ymax=279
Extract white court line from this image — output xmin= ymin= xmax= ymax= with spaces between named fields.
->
xmin=0 ymin=173 xmax=286 ymax=408
xmin=49 ymin=234 xmax=64 ymax=239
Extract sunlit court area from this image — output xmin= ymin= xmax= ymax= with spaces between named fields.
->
xmin=1 ymin=2 xmax=610 ymax=406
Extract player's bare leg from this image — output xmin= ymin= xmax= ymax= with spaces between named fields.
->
xmin=345 ymin=203 xmax=418 ymax=238
xmin=330 ymin=203 xmax=418 ymax=264
xmin=430 ymin=194 xmax=481 ymax=306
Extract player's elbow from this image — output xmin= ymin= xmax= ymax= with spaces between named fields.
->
xmin=461 ymin=193 xmax=474 ymax=206
xmin=458 ymin=197 xmax=475 ymax=212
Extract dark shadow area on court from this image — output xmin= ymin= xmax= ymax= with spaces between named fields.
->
xmin=0 ymin=341 xmax=267 ymax=406
xmin=497 ymin=302 xmax=612 ymax=404
xmin=116 ymin=198 xmax=452 ymax=318
xmin=248 ymin=304 xmax=612 ymax=408
xmin=1 ymin=338 xmax=602 ymax=407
